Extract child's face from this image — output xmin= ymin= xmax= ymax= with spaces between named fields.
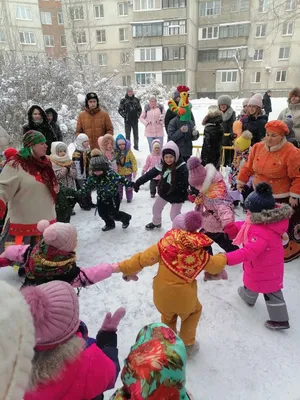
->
xmin=93 ymin=170 xmax=104 ymax=176
xmin=118 ymin=141 xmax=125 ymax=151
xmin=164 ymin=154 xmax=175 ymax=165
xmin=153 ymin=146 xmax=160 ymax=155
xmin=58 ymin=150 xmax=66 ymax=157
xmin=83 ymin=140 xmax=90 ymax=148
xmin=106 ymin=141 xmax=113 ymax=152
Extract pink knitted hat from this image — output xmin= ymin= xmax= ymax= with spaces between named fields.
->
xmin=37 ymin=220 xmax=77 ymax=252
xmin=22 ymin=281 xmax=80 ymax=350
xmin=172 ymin=211 xmax=203 ymax=232
xmin=248 ymin=93 xmax=263 ymax=109
xmin=162 ymin=141 xmax=179 ymax=162
xmin=187 ymin=157 xmax=207 ymax=188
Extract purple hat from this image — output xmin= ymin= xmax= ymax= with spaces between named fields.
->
xmin=172 ymin=211 xmax=203 ymax=232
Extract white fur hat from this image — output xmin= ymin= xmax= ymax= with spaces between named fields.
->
xmin=0 ymin=281 xmax=35 ymax=400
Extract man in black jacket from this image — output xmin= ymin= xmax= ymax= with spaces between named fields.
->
xmin=263 ymin=90 xmax=272 ymax=119
xmin=118 ymin=88 xmax=142 ymax=151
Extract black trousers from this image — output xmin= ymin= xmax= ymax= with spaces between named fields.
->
xmin=75 ymin=179 xmax=93 ymax=209
xmin=150 ymin=179 xmax=159 ymax=195
xmin=204 ymin=231 xmax=239 ymax=254
xmin=97 ymin=195 xmax=131 ymax=227
xmin=125 ymin=121 xmax=139 ymax=149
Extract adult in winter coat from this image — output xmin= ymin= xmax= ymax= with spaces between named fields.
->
xmin=164 ymin=89 xmax=195 ymax=132
xmin=139 ymin=95 xmax=165 ymax=151
xmin=201 ymin=106 xmax=224 ymax=169
xmin=168 ymin=115 xmax=198 ymax=161
xmin=76 ymin=92 xmax=114 ymax=150
xmin=118 ymin=87 xmax=142 ymax=151
xmin=45 ymin=107 xmax=63 ymax=141
xmin=263 ymin=90 xmax=272 ymax=119
xmin=23 ymin=105 xmax=57 ymax=155
xmin=237 ymin=120 xmax=300 ymax=262
xmin=278 ymin=87 xmax=300 ymax=143
xmin=242 ymin=94 xmax=268 ymax=145
xmin=218 ymin=95 xmax=236 ymax=166
xmin=0 ymin=124 xmax=11 ymax=152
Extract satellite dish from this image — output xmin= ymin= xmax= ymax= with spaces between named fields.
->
xmin=248 ymin=48 xmax=255 ymax=57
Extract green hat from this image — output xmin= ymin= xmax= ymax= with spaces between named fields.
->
xmin=19 ymin=130 xmax=46 ymax=159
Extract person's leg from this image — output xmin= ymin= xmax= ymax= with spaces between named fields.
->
xmin=125 ymin=174 xmax=133 ymax=202
xmin=152 ymin=196 xmax=168 ymax=225
xmin=149 ymin=179 xmax=158 ymax=197
xmin=160 ymin=312 xmax=178 ymax=334
xmin=238 ymin=286 xmax=259 ymax=306
xmin=179 ymin=300 xmax=202 ymax=346
xmin=97 ymin=201 xmax=115 ymax=229
xmin=125 ymin=122 xmax=131 ymax=142
xmin=118 ymin=183 xmax=124 ymax=201
xmin=110 ymin=195 xmax=131 ymax=226
xmin=170 ymin=202 xmax=183 ymax=222
xmin=147 ymin=137 xmax=154 ymax=153
xmin=264 ymin=291 xmax=289 ymax=322
xmin=76 ymin=179 xmax=91 ymax=210
xmin=132 ymin=121 xmax=139 ymax=150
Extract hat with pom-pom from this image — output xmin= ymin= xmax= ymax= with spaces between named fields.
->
xmin=22 ymin=281 xmax=80 ymax=350
xmin=37 ymin=220 xmax=77 ymax=252
xmin=187 ymin=157 xmax=207 ymax=188
xmin=244 ymin=182 xmax=276 ymax=213
xmin=172 ymin=211 xmax=203 ymax=232
xmin=235 ymin=130 xmax=253 ymax=152
xmin=3 ymin=147 xmax=17 ymax=161
xmin=265 ymin=120 xmax=289 ymax=136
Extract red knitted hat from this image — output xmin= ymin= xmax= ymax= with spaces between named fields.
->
xmin=265 ymin=120 xmax=289 ymax=136
xmin=4 ymin=147 xmax=17 ymax=161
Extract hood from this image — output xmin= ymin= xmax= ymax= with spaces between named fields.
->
xmin=98 ymin=133 xmax=115 ymax=153
xmin=115 ymin=133 xmax=130 ymax=151
xmin=203 ymin=111 xmax=223 ymax=125
xmin=27 ymin=105 xmax=48 ymax=125
xmin=45 ymin=108 xmax=58 ymax=123
xmin=75 ymin=133 xmax=90 ymax=152
xmin=151 ymin=139 xmax=162 ymax=154
xmin=250 ymin=203 xmax=293 ymax=234
xmin=162 ymin=141 xmax=179 ymax=162
xmin=200 ymin=163 xmax=221 ymax=193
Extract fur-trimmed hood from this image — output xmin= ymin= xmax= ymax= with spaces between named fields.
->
xmin=200 ymin=163 xmax=223 ymax=193
xmin=202 ymin=111 xmax=223 ymax=125
xmin=250 ymin=203 xmax=293 ymax=231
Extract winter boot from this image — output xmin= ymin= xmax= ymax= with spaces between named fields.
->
xmin=151 ymin=194 xmax=155 ymax=198
xmin=127 ymin=199 xmax=132 ymax=203
xmin=203 ymin=270 xmax=228 ymax=281
xmin=145 ymin=222 xmax=161 ymax=230
xmin=122 ymin=215 xmax=132 ymax=229
xmin=264 ymin=320 xmax=290 ymax=330
xmin=102 ymin=224 xmax=115 ymax=232
xmin=185 ymin=340 xmax=200 ymax=358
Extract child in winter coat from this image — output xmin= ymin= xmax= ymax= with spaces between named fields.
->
xmin=110 ymin=323 xmax=193 ymax=399
xmin=1 ymin=219 xmax=119 ymax=287
xmin=142 ymin=138 xmax=162 ymax=198
xmin=72 ymin=133 xmax=94 ymax=211
xmin=187 ymin=157 xmax=238 ymax=280
xmin=224 ymin=183 xmax=292 ymax=330
xmin=21 ymin=280 xmax=125 ymax=399
xmin=133 ymin=141 xmax=188 ymax=230
xmin=115 ymin=134 xmax=137 ymax=203
xmin=77 ymin=149 xmax=132 ymax=231
xmin=98 ymin=134 xmax=117 ymax=172
xmin=114 ymin=211 xmax=227 ymax=357
xmin=201 ymin=105 xmax=224 ymax=169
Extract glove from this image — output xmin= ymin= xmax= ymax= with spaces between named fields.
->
xmin=100 ymin=307 xmax=126 ymax=332
xmin=203 ymin=270 xmax=228 ymax=281
xmin=132 ymin=182 xmax=140 ymax=193
xmin=188 ymin=194 xmax=196 ymax=203
xmin=123 ymin=274 xmax=139 ymax=282
xmin=132 ymin=172 xmax=137 ymax=179
xmin=224 ymin=222 xmax=239 ymax=240
xmin=192 ymin=128 xmax=199 ymax=137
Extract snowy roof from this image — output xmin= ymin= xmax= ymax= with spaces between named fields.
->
xmin=219 ymin=21 xmax=250 ymax=26
xmin=130 ymin=20 xmax=164 ymax=24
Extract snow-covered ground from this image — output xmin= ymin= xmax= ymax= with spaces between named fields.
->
xmin=1 ymin=97 xmax=300 ymax=400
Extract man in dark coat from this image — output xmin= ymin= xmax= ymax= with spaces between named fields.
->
xmin=23 ymin=105 xmax=57 ymax=155
xmin=263 ymin=90 xmax=272 ymax=119
xmin=45 ymin=108 xmax=63 ymax=142
xmin=164 ymin=90 xmax=195 ymax=132
xmin=118 ymin=88 xmax=142 ymax=151
xmin=167 ymin=115 xmax=198 ymax=162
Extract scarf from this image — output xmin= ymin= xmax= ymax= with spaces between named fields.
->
xmin=157 ymin=161 xmax=185 ymax=185
xmin=233 ymin=214 xmax=251 ymax=246
xmin=222 ymin=106 xmax=234 ymax=122
xmin=50 ymin=154 xmax=73 ymax=168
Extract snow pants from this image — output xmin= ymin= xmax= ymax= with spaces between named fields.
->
xmin=152 ymin=196 xmax=182 ymax=225
xmin=97 ymin=195 xmax=131 ymax=228
xmin=239 ymin=286 xmax=289 ymax=322
xmin=118 ymin=174 xmax=133 ymax=202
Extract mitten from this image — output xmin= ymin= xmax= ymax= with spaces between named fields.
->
xmin=100 ymin=308 xmax=126 ymax=332
xmin=192 ymin=128 xmax=199 ymax=137
xmin=203 ymin=270 xmax=228 ymax=281
xmin=224 ymin=222 xmax=239 ymax=240
xmin=132 ymin=182 xmax=140 ymax=193
xmin=188 ymin=194 xmax=196 ymax=203
xmin=123 ymin=274 xmax=139 ymax=282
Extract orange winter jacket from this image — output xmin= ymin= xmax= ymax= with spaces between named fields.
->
xmin=238 ymin=139 xmax=300 ymax=198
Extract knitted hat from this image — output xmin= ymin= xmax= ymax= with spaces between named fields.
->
xmin=218 ymin=95 xmax=232 ymax=107
xmin=19 ymin=130 xmax=46 ymax=159
xmin=3 ymin=147 xmax=17 ymax=161
xmin=152 ymin=139 xmax=161 ymax=150
xmin=244 ymin=182 xmax=276 ymax=213
xmin=0 ymin=281 xmax=35 ymax=400
xmin=187 ymin=157 xmax=207 ymax=188
xmin=162 ymin=141 xmax=179 ymax=162
xmin=90 ymin=148 xmax=109 ymax=171
xmin=248 ymin=94 xmax=263 ymax=109
xmin=22 ymin=281 xmax=80 ymax=350
xmin=265 ymin=120 xmax=289 ymax=136
xmin=235 ymin=130 xmax=253 ymax=152
xmin=172 ymin=211 xmax=203 ymax=232
xmin=38 ymin=219 xmax=77 ymax=252
xmin=242 ymin=98 xmax=249 ymax=107
xmin=85 ymin=92 xmax=99 ymax=107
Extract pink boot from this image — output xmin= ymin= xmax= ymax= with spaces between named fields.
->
xmin=203 ymin=270 xmax=228 ymax=281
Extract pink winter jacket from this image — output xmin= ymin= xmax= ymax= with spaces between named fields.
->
xmin=140 ymin=106 xmax=165 ymax=137
xmin=142 ymin=154 xmax=162 ymax=180
xmin=4 ymin=245 xmax=114 ymax=287
xmin=24 ymin=340 xmax=116 ymax=400
xmin=226 ymin=204 xmax=292 ymax=294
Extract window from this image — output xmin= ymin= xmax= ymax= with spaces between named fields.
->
xmin=279 ymin=46 xmax=290 ymax=60
xmin=198 ymin=49 xmax=218 ymax=62
xmin=218 ymin=47 xmax=247 ymax=60
xmin=136 ymin=72 xmax=156 ymax=85
xmin=16 ymin=6 xmax=32 ymax=20
xmin=121 ymin=51 xmax=130 ymax=64
xmin=118 ymin=2 xmax=129 ymax=16
xmin=60 ymin=35 xmax=66 ymax=47
xmin=230 ymin=0 xmax=249 ymax=11
xmin=286 ymin=0 xmax=296 ymax=10
xmin=255 ymin=24 xmax=266 ymax=37
xmin=134 ymin=0 xmax=159 ymax=10
xmin=94 ymin=5 xmax=104 ymax=18
xmin=79 ymin=54 xmax=88 ymax=65
xmin=162 ymin=0 xmax=186 ymax=7
xmin=74 ymin=31 xmax=87 ymax=44
xmin=23 ymin=55 xmax=39 ymax=64
xmin=162 ymin=71 xmax=185 ymax=86
xmin=258 ymin=0 xmax=268 ymax=12
xmin=276 ymin=70 xmax=287 ymax=82
xmin=251 ymin=71 xmax=261 ymax=83
xmin=122 ymin=76 xmax=131 ymax=86
xmin=133 ymin=23 xmax=163 ymax=37
xmin=201 ymin=26 xmax=219 ymax=39
xmin=139 ymin=48 xmax=156 ymax=61
xmin=163 ymin=46 xmax=186 ymax=60
xmin=219 ymin=23 xmax=249 ymax=38
xmin=253 ymin=49 xmax=264 ymax=61
xmin=57 ymin=12 xmax=64 ymax=25
xmin=200 ymin=1 xmax=221 ymax=16
xmin=221 ymin=70 xmax=238 ymax=83
xmin=96 ymin=29 xmax=106 ymax=43
xmin=19 ymin=31 xmax=36 ymax=45
xmin=0 ymin=30 xmax=6 ymax=43
xmin=98 ymin=53 xmax=107 ymax=66
xmin=69 ymin=6 xmax=84 ymax=20
xmin=163 ymin=20 xmax=186 ymax=35
xmin=44 ymin=35 xmax=54 ymax=47
xmin=282 ymin=21 xmax=294 ymax=36
xmin=41 ymin=11 xmax=52 ymax=25
xmin=119 ymin=28 xmax=129 ymax=41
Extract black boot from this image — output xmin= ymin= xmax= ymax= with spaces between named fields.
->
xmin=102 ymin=224 xmax=115 ymax=232
xmin=145 ymin=222 xmax=161 ymax=230
xmin=122 ymin=215 xmax=132 ymax=229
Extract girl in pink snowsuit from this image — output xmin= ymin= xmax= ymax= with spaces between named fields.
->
xmin=142 ymin=139 xmax=162 ymax=198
